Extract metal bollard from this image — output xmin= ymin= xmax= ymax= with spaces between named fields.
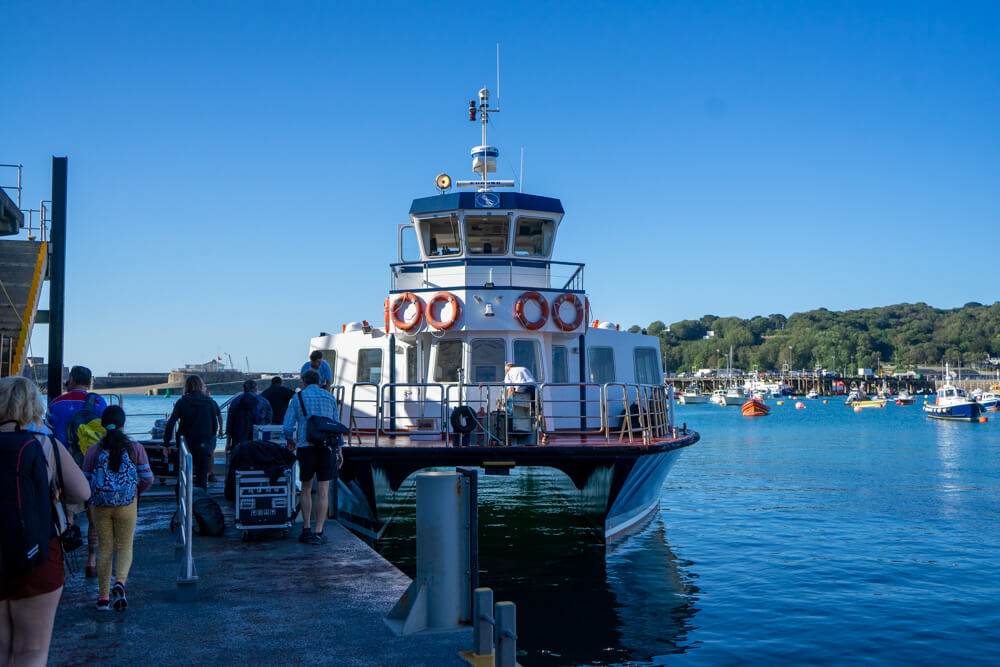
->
xmin=495 ymin=601 xmax=517 ymax=667
xmin=386 ymin=471 xmax=472 ymax=634
xmin=175 ymin=439 xmax=198 ymax=601
xmin=473 ymin=588 xmax=494 ymax=656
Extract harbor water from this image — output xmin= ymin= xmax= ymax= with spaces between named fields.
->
xmin=121 ymin=395 xmax=1000 ymax=664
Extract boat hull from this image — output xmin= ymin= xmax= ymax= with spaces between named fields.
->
xmin=741 ymin=399 xmax=770 ymax=417
xmin=679 ymin=394 xmax=708 ymax=405
xmin=335 ymin=432 xmax=699 ymax=543
xmin=923 ymin=402 xmax=984 ymax=421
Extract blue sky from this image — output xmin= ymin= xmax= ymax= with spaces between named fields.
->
xmin=5 ymin=1 xmax=998 ymax=375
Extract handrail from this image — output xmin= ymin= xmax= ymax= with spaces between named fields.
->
xmin=348 ymin=382 xmax=380 ymax=446
xmin=175 ymin=438 xmax=198 ymax=597
xmin=378 ymin=382 xmax=446 ymax=438
xmin=536 ymin=382 xmax=604 ymax=437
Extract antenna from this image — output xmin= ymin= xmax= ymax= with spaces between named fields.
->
xmin=496 ymin=42 xmax=501 ymax=111
xmin=519 ymin=147 xmax=524 ymax=192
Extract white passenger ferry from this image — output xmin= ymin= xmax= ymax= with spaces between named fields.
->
xmin=310 ymin=86 xmax=699 ymax=541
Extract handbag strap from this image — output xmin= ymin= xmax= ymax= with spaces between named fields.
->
xmin=298 ymin=391 xmax=309 ymax=419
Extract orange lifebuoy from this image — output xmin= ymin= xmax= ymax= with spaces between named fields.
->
xmin=391 ymin=292 xmax=425 ymax=331
xmin=426 ymin=291 xmax=461 ymax=330
xmin=383 ymin=297 xmax=391 ymax=330
xmin=514 ymin=291 xmax=549 ymax=330
xmin=552 ymin=293 xmax=585 ymax=332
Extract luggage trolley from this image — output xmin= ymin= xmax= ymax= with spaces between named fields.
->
xmin=235 ymin=467 xmax=296 ymax=541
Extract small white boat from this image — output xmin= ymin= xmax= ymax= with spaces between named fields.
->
xmin=709 ymin=389 xmax=728 ymax=406
xmin=806 ymin=390 xmax=819 ymax=400
xmin=679 ymin=384 xmax=708 ymax=405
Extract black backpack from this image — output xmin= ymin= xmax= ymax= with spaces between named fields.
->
xmin=297 ymin=393 xmax=347 ymax=451
xmin=0 ymin=428 xmax=53 ymax=578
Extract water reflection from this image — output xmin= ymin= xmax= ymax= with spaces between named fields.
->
xmin=376 ymin=469 xmax=699 ymax=665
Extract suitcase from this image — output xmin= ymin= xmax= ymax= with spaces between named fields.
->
xmin=235 ymin=467 xmax=296 ymax=541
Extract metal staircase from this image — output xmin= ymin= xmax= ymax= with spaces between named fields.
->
xmin=0 ymin=239 xmax=48 ymax=378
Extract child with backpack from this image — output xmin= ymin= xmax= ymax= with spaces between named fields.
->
xmin=81 ymin=406 xmax=153 ymax=611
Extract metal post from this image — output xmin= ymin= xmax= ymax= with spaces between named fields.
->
xmin=388 ymin=333 xmax=396 ymax=432
xmin=176 ymin=438 xmax=198 ymax=601
xmin=46 ymin=158 xmax=67 ymax=399
xmin=495 ymin=601 xmax=518 ymax=667
xmin=473 ymin=588 xmax=494 ymax=656
xmin=578 ymin=333 xmax=587 ymax=431
xmin=386 ymin=471 xmax=470 ymax=634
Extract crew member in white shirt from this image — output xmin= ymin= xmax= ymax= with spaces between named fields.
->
xmin=504 ymin=362 xmax=537 ymax=399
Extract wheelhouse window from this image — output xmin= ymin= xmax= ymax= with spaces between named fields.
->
xmin=357 ymin=349 xmax=383 ymax=384
xmin=634 ymin=347 xmax=660 ymax=385
xmin=552 ymin=346 xmax=569 ymax=383
xmin=434 ymin=340 xmax=463 ymax=382
xmin=406 ymin=345 xmax=419 ymax=383
xmin=470 ymin=338 xmax=505 ymax=383
xmin=465 ymin=215 xmax=508 ymax=255
xmin=325 ymin=350 xmax=338 ymax=383
xmin=513 ymin=217 xmax=555 ymax=257
xmin=513 ymin=339 xmax=543 ymax=382
xmin=419 ymin=215 xmax=461 ymax=257
xmin=589 ymin=347 xmax=615 ymax=384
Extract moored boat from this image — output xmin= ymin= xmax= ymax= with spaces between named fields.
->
xmin=741 ymin=397 xmax=770 ymax=417
xmin=844 ymin=388 xmax=887 ymax=408
xmin=894 ymin=390 xmax=915 ymax=406
xmin=309 ymin=84 xmax=699 ymax=542
xmin=679 ymin=384 xmax=708 ymax=405
xmin=977 ymin=384 xmax=1000 ymax=411
xmin=923 ymin=376 xmax=984 ymax=422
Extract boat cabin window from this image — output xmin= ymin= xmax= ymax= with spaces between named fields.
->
xmin=513 ymin=339 xmax=543 ymax=382
xmin=399 ymin=225 xmax=420 ymax=262
xmin=634 ymin=347 xmax=660 ymax=385
xmin=588 ymin=346 xmax=615 ymax=384
xmin=465 ymin=215 xmax=508 ymax=255
xmin=552 ymin=346 xmax=569 ymax=383
xmin=325 ymin=350 xmax=338 ymax=383
xmin=357 ymin=349 xmax=383 ymax=384
xmin=406 ymin=345 xmax=419 ymax=383
xmin=513 ymin=217 xmax=554 ymax=257
xmin=470 ymin=338 xmax=505 ymax=383
xmin=434 ymin=340 xmax=463 ymax=382
xmin=419 ymin=215 xmax=461 ymax=257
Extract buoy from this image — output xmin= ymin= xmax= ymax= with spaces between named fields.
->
xmin=795 ymin=401 xmax=805 ymax=409
xmin=923 ymin=400 xmax=928 ymax=405
xmin=853 ymin=406 xmax=862 ymax=413
xmin=979 ymin=416 xmax=988 ymax=423
xmin=822 ymin=399 xmax=828 ymax=404
xmin=776 ymin=400 xmax=784 ymax=406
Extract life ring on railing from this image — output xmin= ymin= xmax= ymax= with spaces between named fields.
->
xmin=426 ymin=291 xmax=461 ymax=330
xmin=514 ymin=291 xmax=549 ymax=330
xmin=552 ymin=293 xmax=585 ymax=332
xmin=390 ymin=292 xmax=425 ymax=331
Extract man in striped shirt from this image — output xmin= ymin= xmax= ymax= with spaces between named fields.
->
xmin=283 ymin=369 xmax=341 ymax=545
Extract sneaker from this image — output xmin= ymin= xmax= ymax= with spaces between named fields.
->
xmin=298 ymin=527 xmax=313 ymax=543
xmin=95 ymin=598 xmax=111 ymax=611
xmin=308 ymin=532 xmax=327 ymax=546
xmin=111 ymin=582 xmax=127 ymax=612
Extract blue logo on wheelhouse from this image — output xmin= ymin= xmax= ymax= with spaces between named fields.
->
xmin=475 ymin=192 xmax=500 ymax=208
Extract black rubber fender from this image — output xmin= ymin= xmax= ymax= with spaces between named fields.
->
xmin=450 ymin=405 xmax=477 ymax=434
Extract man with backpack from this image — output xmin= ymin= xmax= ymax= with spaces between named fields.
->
xmin=225 ymin=379 xmax=273 ymax=453
xmin=46 ymin=365 xmax=107 ymax=578
xmin=282 ymin=369 xmax=341 ymax=545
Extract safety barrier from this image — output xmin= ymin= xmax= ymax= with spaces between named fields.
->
xmin=378 ymin=382 xmax=446 ymax=438
xmin=347 ymin=381 xmax=674 ymax=447
xmin=174 ymin=438 xmax=198 ymax=601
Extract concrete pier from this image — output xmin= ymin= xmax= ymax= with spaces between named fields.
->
xmin=50 ymin=503 xmax=469 ymax=665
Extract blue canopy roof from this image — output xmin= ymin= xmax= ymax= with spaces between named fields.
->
xmin=409 ymin=191 xmax=564 ymax=215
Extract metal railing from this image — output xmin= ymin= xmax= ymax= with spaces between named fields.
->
xmin=342 ymin=381 xmax=675 ymax=447
xmin=389 ymin=257 xmax=586 ymax=293
xmin=175 ymin=438 xmax=198 ymax=599
xmin=378 ymin=382 xmax=446 ymax=437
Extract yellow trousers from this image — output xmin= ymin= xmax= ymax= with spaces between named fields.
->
xmin=92 ymin=501 xmax=138 ymax=598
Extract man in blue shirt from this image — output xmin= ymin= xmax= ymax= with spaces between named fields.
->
xmin=283 ymin=369 xmax=341 ymax=545
xmin=300 ymin=350 xmax=332 ymax=391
